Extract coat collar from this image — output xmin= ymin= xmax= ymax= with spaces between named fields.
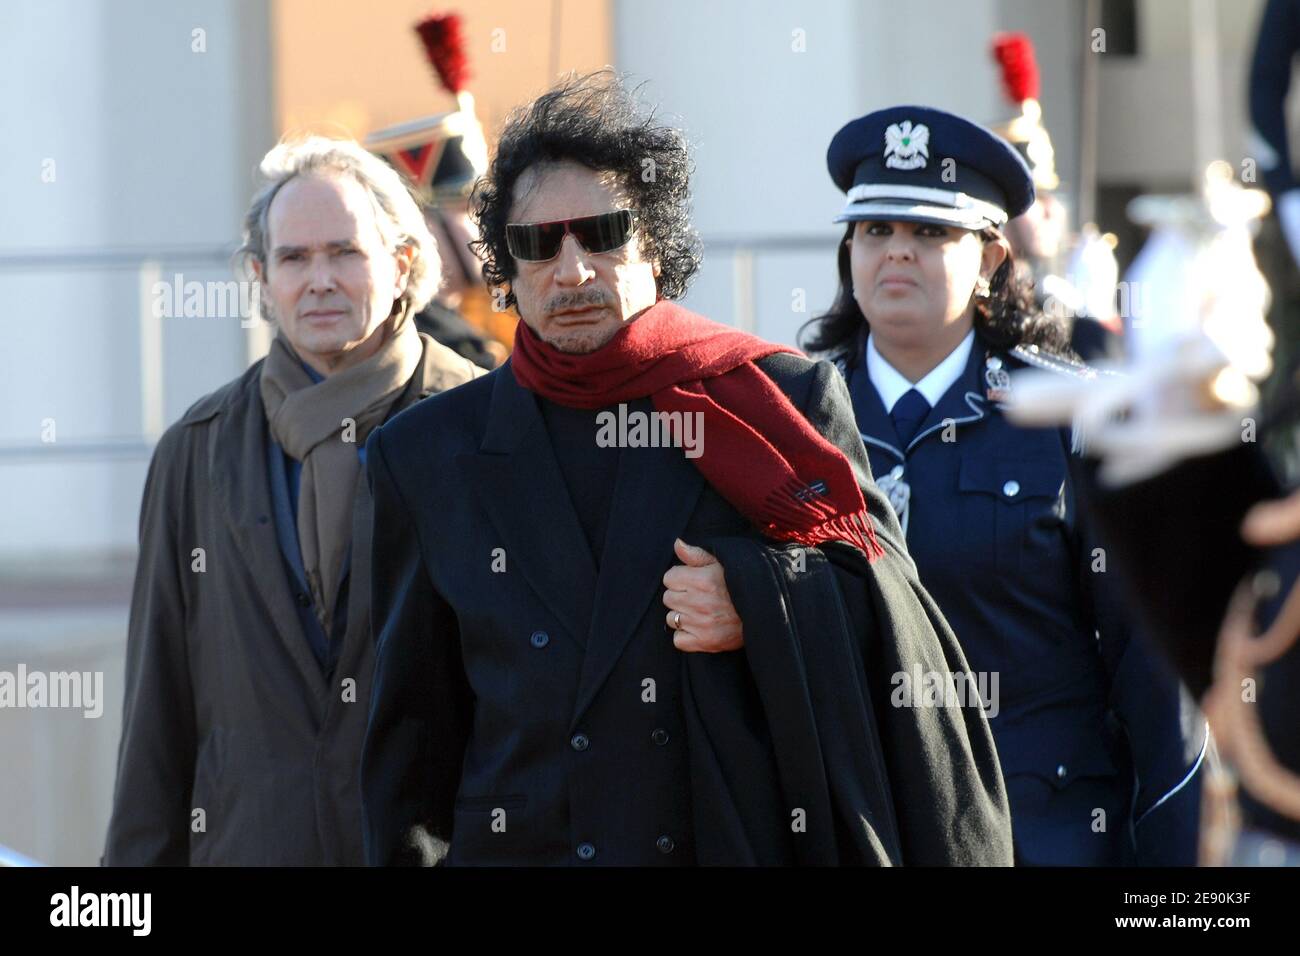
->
xmin=457 ymin=359 xmax=703 ymax=728
xmin=407 ymin=331 xmax=484 ymax=400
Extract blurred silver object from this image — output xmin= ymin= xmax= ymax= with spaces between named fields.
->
xmin=1006 ymin=161 xmax=1274 ymax=486
xmin=1061 ymin=224 xmax=1119 ymax=326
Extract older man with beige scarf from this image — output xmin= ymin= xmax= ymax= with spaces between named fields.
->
xmin=104 ymin=137 xmax=481 ymax=865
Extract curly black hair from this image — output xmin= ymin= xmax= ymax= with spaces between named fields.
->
xmin=799 ymin=223 xmax=1074 ymax=362
xmin=469 ymin=70 xmax=703 ymax=310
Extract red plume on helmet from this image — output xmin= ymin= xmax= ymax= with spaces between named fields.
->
xmin=416 ymin=12 xmax=470 ymax=96
xmin=989 ymin=31 xmax=1057 ymax=191
xmin=991 ymin=32 xmax=1040 ymax=105
xmin=364 ymin=9 xmax=488 ymax=201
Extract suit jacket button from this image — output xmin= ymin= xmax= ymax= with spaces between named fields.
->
xmin=296 ymin=591 xmax=312 ymax=608
xmin=576 ymin=842 xmax=596 ymax=861
xmin=571 ymin=733 xmax=590 ymax=752
xmin=530 ymin=630 xmax=549 ymax=648
xmin=656 ymin=835 xmax=675 ymax=854
xmin=651 ymin=728 xmax=670 ymax=746
xmin=1056 ymin=764 xmax=1068 ymax=780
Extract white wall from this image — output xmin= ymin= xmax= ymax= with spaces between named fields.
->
xmin=1095 ymin=0 xmax=1276 ymax=185
xmin=0 ymin=0 xmax=274 ymax=560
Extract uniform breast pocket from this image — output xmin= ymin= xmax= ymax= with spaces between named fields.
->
xmin=958 ymin=456 xmax=1065 ymax=576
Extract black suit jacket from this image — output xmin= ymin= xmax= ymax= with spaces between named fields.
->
xmin=361 ymin=351 xmax=1011 ymax=865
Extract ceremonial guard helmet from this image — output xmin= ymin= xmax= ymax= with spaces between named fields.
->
xmin=988 ymin=32 xmax=1060 ymax=192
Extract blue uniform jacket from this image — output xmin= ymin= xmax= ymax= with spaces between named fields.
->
xmin=837 ymin=332 xmax=1206 ymax=865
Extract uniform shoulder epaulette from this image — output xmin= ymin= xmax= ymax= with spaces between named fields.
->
xmin=1008 ymin=344 xmax=1098 ymax=380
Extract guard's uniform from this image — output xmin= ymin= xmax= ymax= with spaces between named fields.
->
xmin=823 ymin=105 xmax=1204 ymax=865
xmin=365 ymin=12 xmax=507 ymax=367
xmin=989 ymin=32 xmax=1123 ymax=362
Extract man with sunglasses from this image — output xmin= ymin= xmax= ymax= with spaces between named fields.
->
xmin=361 ymin=72 xmax=1012 ymax=866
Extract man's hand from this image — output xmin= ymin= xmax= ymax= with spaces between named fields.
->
xmin=1242 ymin=487 xmax=1300 ymax=547
xmin=662 ymin=538 xmax=744 ymax=653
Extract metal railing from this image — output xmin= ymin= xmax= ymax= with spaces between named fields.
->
xmin=702 ymin=233 xmax=839 ymax=334
xmin=0 ymin=244 xmax=247 ymax=464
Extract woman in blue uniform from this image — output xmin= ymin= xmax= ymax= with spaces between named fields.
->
xmin=802 ymin=105 xmax=1205 ymax=866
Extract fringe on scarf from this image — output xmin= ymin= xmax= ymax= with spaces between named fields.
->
xmin=763 ymin=477 xmax=885 ymax=561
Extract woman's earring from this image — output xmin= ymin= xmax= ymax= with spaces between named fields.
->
xmin=975 ymin=275 xmax=991 ymax=298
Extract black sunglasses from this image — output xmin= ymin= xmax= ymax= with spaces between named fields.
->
xmin=505 ymin=209 xmax=638 ymax=262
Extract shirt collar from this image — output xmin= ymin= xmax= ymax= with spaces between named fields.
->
xmin=865 ymin=328 xmax=975 ymax=412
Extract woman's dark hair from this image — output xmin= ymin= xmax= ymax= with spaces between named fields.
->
xmin=798 ymin=222 xmax=1073 ymax=361
xmin=469 ymin=70 xmax=703 ymax=310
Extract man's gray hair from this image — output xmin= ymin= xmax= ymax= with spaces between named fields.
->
xmin=237 ymin=135 xmax=442 ymax=318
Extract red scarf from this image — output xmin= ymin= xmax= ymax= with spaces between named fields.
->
xmin=510 ymin=300 xmax=883 ymax=560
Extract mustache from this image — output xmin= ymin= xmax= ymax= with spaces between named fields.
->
xmin=545 ymin=289 xmax=612 ymax=315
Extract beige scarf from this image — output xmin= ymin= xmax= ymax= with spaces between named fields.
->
xmin=260 ymin=315 xmax=423 ymax=631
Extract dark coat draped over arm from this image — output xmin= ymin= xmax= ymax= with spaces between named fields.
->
xmin=683 ymin=360 xmax=1013 ymax=865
